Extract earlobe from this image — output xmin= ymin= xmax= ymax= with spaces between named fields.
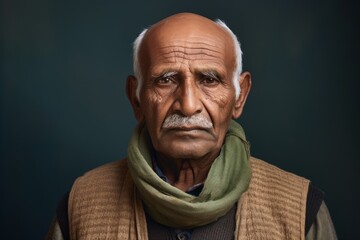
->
xmin=232 ymin=71 xmax=252 ymax=119
xmin=126 ymin=75 xmax=144 ymax=122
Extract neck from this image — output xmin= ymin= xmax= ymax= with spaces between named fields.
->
xmin=155 ymin=151 xmax=218 ymax=192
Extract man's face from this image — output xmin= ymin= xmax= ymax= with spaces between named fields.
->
xmin=132 ymin=16 xmax=244 ymax=161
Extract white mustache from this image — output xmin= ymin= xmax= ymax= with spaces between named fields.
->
xmin=162 ymin=114 xmax=213 ymax=129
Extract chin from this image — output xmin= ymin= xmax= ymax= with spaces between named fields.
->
xmin=157 ymin=142 xmax=216 ymax=160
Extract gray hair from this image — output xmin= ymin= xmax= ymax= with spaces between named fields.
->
xmin=132 ymin=19 xmax=243 ymax=100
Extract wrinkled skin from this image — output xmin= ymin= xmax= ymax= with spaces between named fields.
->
xmin=127 ymin=13 xmax=251 ymax=191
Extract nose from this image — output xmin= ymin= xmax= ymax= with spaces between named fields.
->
xmin=173 ymin=78 xmax=203 ymax=117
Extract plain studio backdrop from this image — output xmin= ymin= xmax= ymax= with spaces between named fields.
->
xmin=1 ymin=0 xmax=359 ymax=239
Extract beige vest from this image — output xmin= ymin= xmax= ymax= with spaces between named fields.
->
xmin=68 ymin=157 xmax=309 ymax=240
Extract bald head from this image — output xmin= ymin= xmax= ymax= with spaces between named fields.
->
xmin=143 ymin=13 xmax=233 ymax=46
xmin=133 ymin=13 xmax=243 ymax=99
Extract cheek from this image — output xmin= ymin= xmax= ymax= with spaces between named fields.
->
xmin=144 ymin=87 xmax=164 ymax=104
xmin=204 ymin=88 xmax=235 ymax=110
xmin=202 ymin=88 xmax=235 ymax=133
xmin=148 ymin=91 xmax=163 ymax=104
xmin=143 ymin=84 xmax=176 ymax=106
xmin=142 ymin=88 xmax=173 ymax=123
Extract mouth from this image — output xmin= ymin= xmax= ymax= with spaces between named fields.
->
xmin=173 ymin=126 xmax=205 ymax=131
xmin=165 ymin=125 xmax=211 ymax=132
xmin=162 ymin=124 xmax=215 ymax=138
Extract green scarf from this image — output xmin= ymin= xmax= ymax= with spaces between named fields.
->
xmin=127 ymin=120 xmax=251 ymax=229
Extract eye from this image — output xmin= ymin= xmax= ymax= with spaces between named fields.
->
xmin=200 ymin=75 xmax=220 ymax=86
xmin=203 ymin=77 xmax=217 ymax=84
xmin=156 ymin=76 xmax=176 ymax=85
xmin=153 ymin=72 xmax=178 ymax=86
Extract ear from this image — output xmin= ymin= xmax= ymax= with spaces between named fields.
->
xmin=232 ymin=71 xmax=252 ymax=119
xmin=126 ymin=75 xmax=144 ymax=122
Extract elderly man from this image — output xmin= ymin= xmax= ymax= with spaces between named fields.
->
xmin=47 ymin=13 xmax=337 ymax=239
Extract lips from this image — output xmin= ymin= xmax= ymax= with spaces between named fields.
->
xmin=170 ymin=125 xmax=210 ymax=131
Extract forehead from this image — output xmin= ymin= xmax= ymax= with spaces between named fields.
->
xmin=150 ymin=39 xmax=227 ymax=70
xmin=139 ymin=20 xmax=235 ymax=74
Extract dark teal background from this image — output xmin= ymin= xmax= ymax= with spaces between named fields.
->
xmin=1 ymin=0 xmax=359 ymax=239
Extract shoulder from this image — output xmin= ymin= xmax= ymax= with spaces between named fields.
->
xmin=249 ymin=156 xmax=324 ymax=235
xmin=247 ymin=156 xmax=310 ymax=208
xmin=249 ymin=156 xmax=309 ymax=184
xmin=248 ymin=156 xmax=311 ymax=203
xmin=75 ymin=158 xmax=128 ymax=181
xmin=69 ymin=158 xmax=131 ymax=201
xmin=67 ymin=159 xmax=135 ymax=239
xmin=68 ymin=158 xmax=132 ymax=211
xmin=70 ymin=159 xmax=129 ymax=190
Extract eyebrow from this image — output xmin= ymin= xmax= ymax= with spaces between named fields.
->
xmin=196 ymin=67 xmax=227 ymax=81
xmin=150 ymin=67 xmax=226 ymax=81
xmin=151 ymin=71 xmax=178 ymax=79
xmin=198 ymin=70 xmax=220 ymax=80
